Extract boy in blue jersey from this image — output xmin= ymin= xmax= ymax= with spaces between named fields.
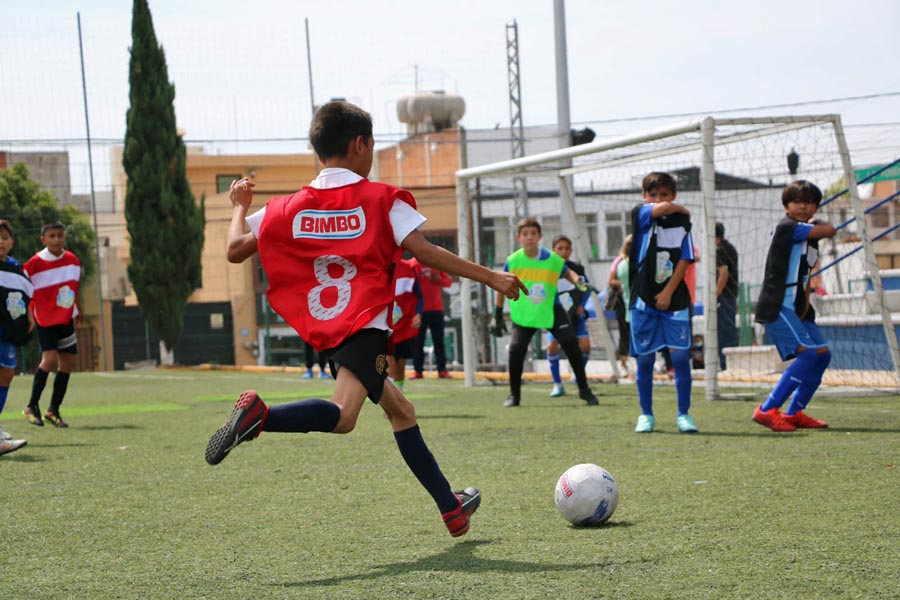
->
xmin=545 ymin=235 xmax=595 ymax=397
xmin=0 ymin=220 xmax=33 ymax=456
xmin=752 ymin=181 xmax=836 ymax=431
xmin=628 ymin=173 xmax=698 ymax=433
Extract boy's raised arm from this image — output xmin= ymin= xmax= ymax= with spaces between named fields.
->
xmin=226 ymin=178 xmax=259 ymax=263
xmin=807 ymin=220 xmax=837 ymax=240
xmin=650 ymin=202 xmax=690 ymax=219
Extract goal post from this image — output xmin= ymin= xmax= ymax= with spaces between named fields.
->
xmin=456 ymin=114 xmax=900 ymax=396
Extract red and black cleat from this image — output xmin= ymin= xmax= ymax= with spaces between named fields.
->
xmin=442 ymin=487 xmax=481 ymax=537
xmin=205 ymin=390 xmax=268 ymax=465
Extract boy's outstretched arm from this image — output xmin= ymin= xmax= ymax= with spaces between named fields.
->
xmin=402 ymin=229 xmax=527 ymax=301
xmin=226 ymin=178 xmax=258 ymax=263
xmin=807 ymin=220 xmax=837 ymax=240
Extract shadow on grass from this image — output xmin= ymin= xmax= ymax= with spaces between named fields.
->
xmin=417 ymin=414 xmax=485 ymax=420
xmin=1 ymin=453 xmax=45 ymax=463
xmin=76 ymin=424 xmax=142 ymax=431
xmin=275 ymin=539 xmax=628 ymax=588
xmin=824 ymin=426 xmax=900 ymax=434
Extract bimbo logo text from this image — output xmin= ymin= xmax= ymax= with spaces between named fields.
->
xmin=292 ymin=207 xmax=366 ymax=239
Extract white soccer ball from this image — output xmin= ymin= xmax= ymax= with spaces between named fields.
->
xmin=554 ymin=463 xmax=619 ymax=526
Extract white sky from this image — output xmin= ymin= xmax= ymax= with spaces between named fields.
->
xmin=2 ymin=0 xmax=899 ymax=175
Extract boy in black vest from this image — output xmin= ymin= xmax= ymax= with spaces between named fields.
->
xmin=628 ymin=173 xmax=697 ymax=433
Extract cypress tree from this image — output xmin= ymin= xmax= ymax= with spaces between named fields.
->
xmin=123 ymin=0 xmax=204 ymax=351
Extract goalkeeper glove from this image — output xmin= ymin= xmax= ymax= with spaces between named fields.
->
xmin=489 ymin=306 xmax=507 ymax=337
xmin=574 ymin=277 xmax=594 ymax=294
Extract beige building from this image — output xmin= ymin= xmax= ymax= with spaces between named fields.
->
xmin=105 ymin=148 xmax=317 ymax=367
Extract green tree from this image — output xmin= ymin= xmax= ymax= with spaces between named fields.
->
xmin=122 ymin=0 xmax=205 ymax=351
xmin=0 ymin=162 xmax=96 ymax=279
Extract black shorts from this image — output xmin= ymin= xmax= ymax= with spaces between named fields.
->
xmin=36 ymin=321 xmax=78 ymax=354
xmin=324 ymin=328 xmax=389 ymax=403
xmin=392 ymin=337 xmax=417 ymax=360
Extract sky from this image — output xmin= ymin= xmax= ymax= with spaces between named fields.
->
xmin=2 ymin=0 xmax=899 ymax=189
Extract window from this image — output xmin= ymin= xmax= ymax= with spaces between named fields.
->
xmin=541 ymin=214 xmax=599 ymax=260
xmin=604 ymin=210 xmax=632 ymax=258
xmin=216 ymin=174 xmax=242 ymax=194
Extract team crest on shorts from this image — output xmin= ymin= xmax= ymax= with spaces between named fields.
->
xmin=375 ymin=353 xmax=387 ymax=375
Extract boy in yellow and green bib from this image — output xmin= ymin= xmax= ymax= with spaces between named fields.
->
xmin=490 ymin=217 xmax=599 ymax=407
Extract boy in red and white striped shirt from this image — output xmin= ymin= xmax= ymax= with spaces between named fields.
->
xmin=23 ymin=222 xmax=82 ymax=428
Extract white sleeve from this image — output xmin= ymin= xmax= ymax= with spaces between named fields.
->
xmin=389 ymin=200 xmax=426 ymax=246
xmin=245 ymin=206 xmax=266 ymax=239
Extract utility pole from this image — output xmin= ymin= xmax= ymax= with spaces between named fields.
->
xmin=506 ymin=21 xmax=529 ymax=219
xmin=554 ymin=0 xmax=575 ymax=234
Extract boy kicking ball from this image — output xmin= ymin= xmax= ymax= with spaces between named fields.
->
xmin=205 ymin=101 xmax=526 ymax=537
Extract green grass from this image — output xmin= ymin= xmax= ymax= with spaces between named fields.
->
xmin=2 ymin=371 xmax=899 ymax=599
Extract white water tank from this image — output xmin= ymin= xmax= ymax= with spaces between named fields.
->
xmin=396 ymin=90 xmax=465 ymax=134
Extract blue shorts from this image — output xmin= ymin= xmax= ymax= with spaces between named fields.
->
xmin=0 ymin=340 xmax=17 ymax=369
xmin=629 ymin=304 xmax=691 ymax=356
xmin=546 ymin=314 xmax=589 ymax=342
xmin=763 ymin=308 xmax=828 ymax=361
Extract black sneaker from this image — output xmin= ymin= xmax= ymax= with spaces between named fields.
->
xmin=442 ymin=487 xmax=481 ymax=537
xmin=24 ymin=406 xmax=43 ymax=427
xmin=44 ymin=411 xmax=69 ymax=428
xmin=503 ymin=395 xmax=520 ymax=407
xmin=205 ymin=390 xmax=268 ymax=465
xmin=579 ymin=388 xmax=599 ymax=406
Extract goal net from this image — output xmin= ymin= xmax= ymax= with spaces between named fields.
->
xmin=455 ymin=115 xmax=900 ymax=398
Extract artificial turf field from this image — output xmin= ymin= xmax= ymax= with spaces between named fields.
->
xmin=1 ymin=369 xmax=898 ymax=599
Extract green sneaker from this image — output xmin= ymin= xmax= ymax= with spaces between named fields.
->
xmin=635 ymin=414 xmax=655 ymax=433
xmin=549 ymin=384 xmax=565 ymax=397
xmin=676 ymin=414 xmax=698 ymax=433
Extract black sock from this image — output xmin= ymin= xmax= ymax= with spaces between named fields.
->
xmin=394 ymin=425 xmax=457 ymax=514
xmin=30 ymin=368 xmax=49 ymax=408
xmin=262 ymin=399 xmax=340 ymax=433
xmin=49 ymin=371 xmax=71 ymax=413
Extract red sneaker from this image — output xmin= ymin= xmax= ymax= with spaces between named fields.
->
xmin=438 ymin=370 xmax=452 ymax=379
xmin=783 ymin=411 xmax=828 ymax=429
xmin=442 ymin=487 xmax=481 ymax=537
xmin=752 ymin=405 xmax=796 ymax=432
xmin=410 ymin=372 xmax=424 ymax=380
xmin=205 ymin=390 xmax=269 ymax=465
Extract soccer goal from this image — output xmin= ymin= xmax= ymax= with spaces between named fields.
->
xmin=455 ymin=115 xmax=900 ymax=399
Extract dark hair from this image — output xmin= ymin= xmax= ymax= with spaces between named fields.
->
xmin=642 ymin=172 xmax=677 ymax=195
xmin=41 ymin=221 xmax=65 ymax=235
xmin=0 ymin=219 xmax=13 ymax=237
xmin=551 ymin=234 xmax=571 ymax=247
xmin=516 ymin=216 xmax=541 ymax=236
xmin=309 ymin=101 xmax=373 ymax=160
xmin=782 ymin=180 xmax=823 ymax=207
xmin=715 ymin=222 xmax=725 ymax=239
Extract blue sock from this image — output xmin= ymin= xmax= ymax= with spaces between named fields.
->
xmin=786 ymin=351 xmax=831 ymax=415
xmin=263 ymin=398 xmax=340 ymax=433
xmin=761 ymin=349 xmax=819 ymax=412
xmin=582 ymin=352 xmax=589 ymax=368
xmin=394 ymin=425 xmax=457 ymax=514
xmin=548 ymin=352 xmax=561 ymax=384
xmin=0 ymin=385 xmax=8 ymax=415
xmin=670 ymin=348 xmax=692 ymax=415
xmin=636 ymin=353 xmax=655 ymax=416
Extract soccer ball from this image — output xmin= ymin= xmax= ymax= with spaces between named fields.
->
xmin=554 ymin=463 xmax=619 ymax=526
